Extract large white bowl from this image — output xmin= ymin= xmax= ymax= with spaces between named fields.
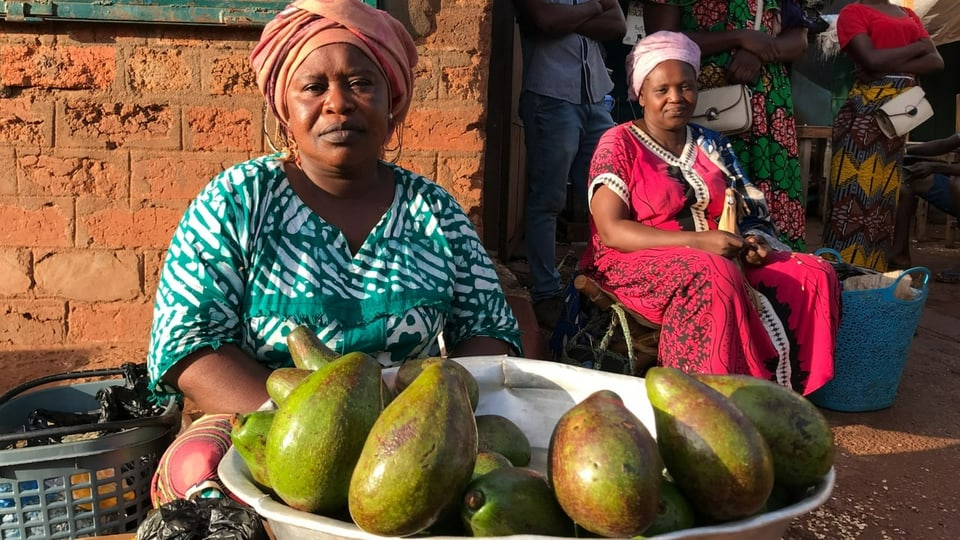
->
xmin=219 ymin=356 xmax=834 ymax=540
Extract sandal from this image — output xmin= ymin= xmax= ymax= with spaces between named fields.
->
xmin=934 ymin=269 xmax=960 ymax=284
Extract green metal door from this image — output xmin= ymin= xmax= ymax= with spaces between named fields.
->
xmin=1 ymin=0 xmax=376 ymax=25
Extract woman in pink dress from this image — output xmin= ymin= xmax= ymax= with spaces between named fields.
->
xmin=580 ymin=31 xmax=840 ymax=395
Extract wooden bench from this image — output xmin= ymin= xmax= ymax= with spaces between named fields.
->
xmin=573 ymin=274 xmax=661 ymax=375
xmin=796 ymin=124 xmax=833 ymax=218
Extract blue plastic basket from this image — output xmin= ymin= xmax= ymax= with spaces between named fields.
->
xmin=808 ymin=249 xmax=930 ymax=412
xmin=0 ymin=368 xmax=179 ymax=540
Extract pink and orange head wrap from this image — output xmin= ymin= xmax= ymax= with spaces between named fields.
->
xmin=250 ymin=0 xmax=418 ymax=129
xmin=625 ymin=31 xmax=701 ymax=101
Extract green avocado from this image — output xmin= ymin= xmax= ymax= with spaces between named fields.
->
xmin=476 ymin=414 xmax=532 ymax=467
xmin=285 ymin=324 xmax=338 ymax=370
xmin=694 ymin=373 xmax=835 ymax=488
xmin=265 ymin=351 xmax=383 ymax=515
xmin=348 ymin=361 xmax=477 ymax=537
xmin=645 ymin=367 xmax=775 ymax=522
xmin=642 ymin=479 xmax=696 ymax=536
xmin=229 ymin=409 xmax=276 ymax=490
xmin=395 ymin=357 xmax=480 ymax=411
xmin=265 ymin=367 xmax=311 ymax=406
xmin=461 ymin=467 xmax=574 ymax=537
xmin=471 ymin=450 xmax=513 ymax=481
xmin=548 ymin=389 xmax=662 ymax=537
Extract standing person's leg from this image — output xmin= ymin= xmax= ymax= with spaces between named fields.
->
xmin=949 ymin=175 xmax=960 ymax=217
xmin=568 ymin=102 xmax=616 ymax=215
xmin=917 ymin=173 xmax=960 ymax=283
xmin=889 ymin=181 xmax=918 ymax=269
xmin=519 ymin=92 xmax=583 ymax=322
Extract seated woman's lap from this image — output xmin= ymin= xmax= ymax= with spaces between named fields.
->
xmin=590 ymin=247 xmax=779 ymax=377
xmin=744 ymin=251 xmax=839 ymax=336
xmin=591 ymin=247 xmax=746 ymax=321
xmin=743 ymin=251 xmax=840 ymax=394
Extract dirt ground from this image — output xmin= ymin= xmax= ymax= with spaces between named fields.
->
xmin=1 ymin=217 xmax=957 ymax=539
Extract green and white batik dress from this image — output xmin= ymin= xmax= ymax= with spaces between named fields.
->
xmin=147 ymin=154 xmax=522 ymax=402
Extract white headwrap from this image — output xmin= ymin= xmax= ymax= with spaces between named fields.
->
xmin=625 ymin=31 xmax=701 ymax=101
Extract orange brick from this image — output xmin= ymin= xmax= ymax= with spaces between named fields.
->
xmin=0 ymin=44 xmax=116 ymax=89
xmin=60 ymin=26 xmax=146 ymax=46
xmin=395 ymin=152 xmax=438 ymax=184
xmin=130 ymin=152 xmax=243 ymax=200
xmin=0 ymin=98 xmax=53 ymax=146
xmin=439 ymin=52 xmax=485 ymax=102
xmin=412 ymin=54 xmax=439 ymax=103
xmin=0 ymin=25 xmax=55 ymax=46
xmin=68 ymin=301 xmax=153 ymax=343
xmin=428 ymin=5 xmax=489 ymax=52
xmin=437 ymin=153 xmax=483 ymax=213
xmin=402 ymin=105 xmax=485 ymax=152
xmin=209 ymin=54 xmax=259 ymax=96
xmin=149 ymin=27 xmax=260 ymax=49
xmin=58 ymin=99 xmax=180 ymax=150
xmin=77 ymin=199 xmax=186 ymax=249
xmin=0 ymin=299 xmax=66 ymax=347
xmin=143 ymin=250 xmax=167 ymax=300
xmin=0 ymin=248 xmax=32 ymax=296
xmin=128 ymin=47 xmax=195 ymax=92
xmin=35 ymin=249 xmax=141 ymax=302
xmin=18 ymin=151 xmax=128 ymax=198
xmin=0 ymin=146 xmax=15 ymax=195
xmin=0 ymin=197 xmax=73 ymax=247
xmin=185 ymin=104 xmax=259 ymax=152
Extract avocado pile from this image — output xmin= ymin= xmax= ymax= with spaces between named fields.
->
xmin=230 ymin=325 xmax=834 ymax=538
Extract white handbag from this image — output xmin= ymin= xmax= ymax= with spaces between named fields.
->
xmin=690 ymin=4 xmax=763 ymax=136
xmin=876 ymin=86 xmax=934 ymax=139
xmin=691 ymin=85 xmax=754 ymax=135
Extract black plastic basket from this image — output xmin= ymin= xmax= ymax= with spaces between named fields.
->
xmin=0 ymin=367 xmax=179 ymax=540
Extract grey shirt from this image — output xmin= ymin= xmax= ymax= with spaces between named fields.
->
xmin=518 ymin=0 xmax=615 ymax=105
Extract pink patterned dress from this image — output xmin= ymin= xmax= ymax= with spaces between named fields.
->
xmin=580 ymin=123 xmax=840 ymax=395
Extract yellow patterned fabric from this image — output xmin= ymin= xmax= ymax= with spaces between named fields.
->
xmin=823 ymin=77 xmax=915 ymax=272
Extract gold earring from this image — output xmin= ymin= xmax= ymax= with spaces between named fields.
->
xmin=286 ymin=137 xmax=301 ymax=167
xmin=383 ymin=123 xmax=402 ymax=158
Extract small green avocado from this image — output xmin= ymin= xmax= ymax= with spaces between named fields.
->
xmin=461 ymin=467 xmax=574 ymax=537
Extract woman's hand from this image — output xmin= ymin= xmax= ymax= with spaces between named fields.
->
xmin=726 ymin=50 xmax=763 ymax=85
xmin=742 ymin=235 xmax=771 ymax=266
xmin=903 ymin=161 xmax=935 ymax=181
xmin=693 ymin=230 xmax=746 ymax=259
xmin=738 ymin=30 xmax=780 ymax=63
xmin=853 ymin=65 xmax=881 ymax=83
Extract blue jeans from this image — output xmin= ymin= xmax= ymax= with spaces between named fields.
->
xmin=921 ymin=173 xmax=958 ymax=217
xmin=519 ymin=91 xmax=615 ymax=302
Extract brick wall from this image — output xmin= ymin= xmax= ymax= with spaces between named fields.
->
xmin=0 ymin=1 xmax=494 ymax=352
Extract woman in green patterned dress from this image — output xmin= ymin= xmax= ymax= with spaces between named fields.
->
xmin=145 ymin=0 xmax=522 ymax=506
xmin=643 ymin=0 xmax=810 ymax=251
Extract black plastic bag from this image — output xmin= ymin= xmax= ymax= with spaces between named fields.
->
xmin=136 ymin=498 xmax=269 ymax=540
xmin=21 ymin=362 xmax=166 ymax=445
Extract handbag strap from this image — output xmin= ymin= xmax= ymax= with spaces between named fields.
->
xmin=753 ymin=0 xmax=764 ymax=31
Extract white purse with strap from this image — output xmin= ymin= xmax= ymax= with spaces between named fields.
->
xmin=691 ymin=3 xmax=764 ymax=135
xmin=876 ymin=86 xmax=934 ymax=139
